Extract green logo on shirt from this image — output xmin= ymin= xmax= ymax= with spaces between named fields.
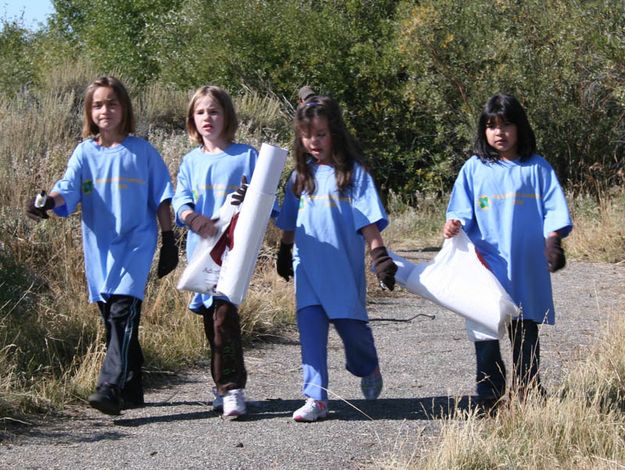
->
xmin=82 ymin=179 xmax=94 ymax=194
xmin=479 ymin=196 xmax=490 ymax=209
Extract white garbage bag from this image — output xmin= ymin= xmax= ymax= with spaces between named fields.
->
xmin=389 ymin=230 xmax=519 ymax=341
xmin=176 ymin=194 xmax=239 ymax=294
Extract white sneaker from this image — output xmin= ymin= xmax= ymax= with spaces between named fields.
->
xmin=211 ymin=387 xmax=223 ymax=411
xmin=292 ymin=398 xmax=328 ymax=422
xmin=222 ymin=389 xmax=246 ymax=417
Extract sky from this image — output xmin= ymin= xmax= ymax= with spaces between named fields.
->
xmin=1 ymin=0 xmax=54 ymax=29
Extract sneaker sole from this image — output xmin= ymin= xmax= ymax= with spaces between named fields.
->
xmin=293 ymin=413 xmax=328 ymax=423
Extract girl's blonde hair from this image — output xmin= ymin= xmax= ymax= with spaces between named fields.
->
xmin=82 ymin=76 xmax=135 ymax=138
xmin=186 ymin=85 xmax=238 ymax=145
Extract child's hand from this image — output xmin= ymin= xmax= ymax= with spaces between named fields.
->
xmin=186 ymin=212 xmax=218 ymax=238
xmin=545 ymin=234 xmax=566 ymax=272
xmin=276 ymin=242 xmax=294 ymax=281
xmin=443 ymin=219 xmax=462 ymax=238
xmin=25 ymin=191 xmax=55 ymax=221
xmin=371 ymin=246 xmax=397 ymax=291
xmin=231 ymin=176 xmax=248 ymax=206
xmin=157 ymin=230 xmax=179 ymax=278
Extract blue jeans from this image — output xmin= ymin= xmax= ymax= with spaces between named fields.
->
xmin=475 ymin=319 xmax=540 ymax=399
xmin=297 ymin=305 xmax=379 ymax=401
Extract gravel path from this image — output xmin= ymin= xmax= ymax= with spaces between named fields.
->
xmin=1 ymin=260 xmax=624 ymax=469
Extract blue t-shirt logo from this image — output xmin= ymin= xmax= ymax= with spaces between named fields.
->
xmin=479 ymin=196 xmax=490 ymax=209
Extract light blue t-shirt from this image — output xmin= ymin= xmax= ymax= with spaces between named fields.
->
xmin=172 ymin=143 xmax=258 ymax=311
xmin=276 ymin=162 xmax=388 ymax=321
xmin=446 ymin=154 xmax=572 ymax=324
xmin=52 ymin=136 xmax=174 ymax=302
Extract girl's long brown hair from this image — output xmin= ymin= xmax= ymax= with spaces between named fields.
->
xmin=82 ymin=76 xmax=135 ymax=138
xmin=292 ymin=95 xmax=363 ymax=196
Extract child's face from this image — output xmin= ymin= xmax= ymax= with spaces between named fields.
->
xmin=91 ymin=86 xmax=123 ymax=134
xmin=193 ymin=95 xmax=225 ymax=145
xmin=301 ymin=117 xmax=332 ymax=164
xmin=485 ymin=116 xmax=518 ymax=160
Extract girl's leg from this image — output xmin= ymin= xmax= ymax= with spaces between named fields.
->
xmin=296 ymin=305 xmax=330 ymax=401
xmin=474 ymin=340 xmax=506 ymax=400
xmin=509 ymin=319 xmax=541 ymax=397
xmin=96 ymin=295 xmax=143 ymax=394
xmin=202 ymin=300 xmax=247 ymax=395
xmin=332 ymin=319 xmax=379 ymax=377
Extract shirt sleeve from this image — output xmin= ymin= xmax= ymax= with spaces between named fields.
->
xmin=351 ymin=165 xmax=388 ymax=233
xmin=446 ymin=160 xmax=476 ymax=231
xmin=51 ymin=145 xmax=83 ymax=217
xmin=172 ymin=157 xmax=195 ymax=226
xmin=147 ymin=142 xmax=174 ymax=211
xmin=540 ymin=161 xmax=573 ymax=238
xmin=275 ymin=172 xmax=298 ymax=231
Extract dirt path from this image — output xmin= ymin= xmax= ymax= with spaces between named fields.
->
xmin=1 ymin=260 xmax=624 ymax=469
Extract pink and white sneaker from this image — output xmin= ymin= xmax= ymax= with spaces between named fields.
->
xmin=293 ymin=398 xmax=328 ymax=422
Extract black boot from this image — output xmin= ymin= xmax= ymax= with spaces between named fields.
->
xmin=88 ymin=383 xmax=123 ymax=415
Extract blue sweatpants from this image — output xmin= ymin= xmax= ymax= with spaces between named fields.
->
xmin=296 ymin=305 xmax=379 ymax=401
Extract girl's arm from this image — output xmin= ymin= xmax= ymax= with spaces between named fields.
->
xmin=276 ymin=230 xmax=295 ymax=281
xmin=156 ymin=200 xmax=178 ymax=278
xmin=281 ymin=230 xmax=295 ymax=245
xmin=48 ymin=191 xmax=66 ymax=208
xmin=361 ymin=223 xmax=383 ymax=250
xmin=443 ymin=219 xmax=462 ymax=238
xmin=157 ymin=200 xmax=173 ymax=232
xmin=361 ymin=223 xmax=396 ymax=290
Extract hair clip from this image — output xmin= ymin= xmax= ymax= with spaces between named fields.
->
xmin=305 ymin=100 xmax=320 ymax=107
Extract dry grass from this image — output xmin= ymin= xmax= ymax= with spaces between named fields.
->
xmin=566 ymin=190 xmax=625 ymax=263
xmin=382 ymin=314 xmax=625 ymax=469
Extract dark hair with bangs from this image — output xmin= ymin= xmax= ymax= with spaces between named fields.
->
xmin=186 ymin=85 xmax=238 ymax=145
xmin=292 ymin=95 xmax=363 ymax=196
xmin=473 ymin=93 xmax=536 ymax=162
xmin=82 ymin=76 xmax=135 ymax=138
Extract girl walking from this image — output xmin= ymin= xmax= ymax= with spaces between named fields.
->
xmin=26 ymin=76 xmax=178 ymax=415
xmin=444 ymin=93 xmax=572 ymax=408
xmin=172 ymin=85 xmax=254 ymax=418
xmin=276 ymin=95 xmax=396 ymax=422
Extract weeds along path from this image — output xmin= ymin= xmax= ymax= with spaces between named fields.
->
xmin=1 ymin=260 xmax=624 ymax=469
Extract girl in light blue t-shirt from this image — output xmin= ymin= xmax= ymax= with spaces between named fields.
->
xmin=172 ymin=86 xmax=252 ymax=419
xmin=444 ymin=93 xmax=572 ymax=410
xmin=276 ymin=95 xmax=397 ymax=422
xmin=25 ymin=76 xmax=177 ymax=416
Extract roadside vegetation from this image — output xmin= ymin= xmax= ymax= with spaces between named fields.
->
xmin=1 ymin=2 xmax=625 ymax=467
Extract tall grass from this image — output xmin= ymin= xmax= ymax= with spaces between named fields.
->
xmin=382 ymin=313 xmax=625 ymax=469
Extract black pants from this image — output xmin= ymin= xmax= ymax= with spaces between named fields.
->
xmin=474 ymin=319 xmax=540 ymax=399
xmin=96 ymin=295 xmax=144 ymax=402
xmin=199 ymin=300 xmax=247 ymax=395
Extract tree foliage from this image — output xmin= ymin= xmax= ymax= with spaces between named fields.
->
xmin=2 ymin=0 xmax=624 ymax=196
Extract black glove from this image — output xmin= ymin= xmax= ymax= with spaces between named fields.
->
xmin=276 ymin=242 xmax=294 ymax=281
xmin=157 ymin=231 xmax=179 ymax=278
xmin=371 ymin=246 xmax=397 ymax=291
xmin=26 ymin=192 xmax=55 ymax=221
xmin=231 ymin=176 xmax=248 ymax=206
xmin=545 ymin=235 xmax=565 ymax=273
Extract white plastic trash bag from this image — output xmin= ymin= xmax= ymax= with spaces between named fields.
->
xmin=388 ymin=230 xmax=519 ymax=341
xmin=176 ymin=194 xmax=239 ymax=295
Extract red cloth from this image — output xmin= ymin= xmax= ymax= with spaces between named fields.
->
xmin=210 ymin=212 xmax=239 ymax=266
